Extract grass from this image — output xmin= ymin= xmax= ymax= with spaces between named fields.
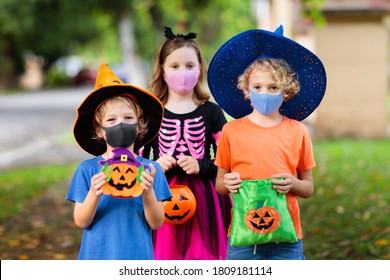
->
xmin=301 ymin=139 xmax=390 ymax=259
xmin=0 ymin=163 xmax=77 ymax=223
xmin=0 ymin=139 xmax=389 ymax=259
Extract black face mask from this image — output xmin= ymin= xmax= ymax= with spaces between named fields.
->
xmin=101 ymin=122 xmax=138 ymax=148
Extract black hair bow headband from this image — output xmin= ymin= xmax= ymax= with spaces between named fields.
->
xmin=163 ymin=26 xmax=197 ymax=40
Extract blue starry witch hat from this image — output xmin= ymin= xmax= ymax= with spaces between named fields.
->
xmin=207 ymin=25 xmax=327 ymax=121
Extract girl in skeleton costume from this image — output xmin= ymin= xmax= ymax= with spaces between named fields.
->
xmin=141 ymin=27 xmax=232 ymax=260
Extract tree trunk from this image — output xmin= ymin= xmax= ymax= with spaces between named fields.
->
xmin=118 ymin=13 xmax=146 ymax=87
xmin=0 ymin=35 xmax=16 ymax=89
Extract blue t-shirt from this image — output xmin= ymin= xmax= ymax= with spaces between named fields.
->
xmin=66 ymin=156 xmax=171 ymax=260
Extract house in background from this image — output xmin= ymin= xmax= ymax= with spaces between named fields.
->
xmin=255 ymin=0 xmax=390 ymax=138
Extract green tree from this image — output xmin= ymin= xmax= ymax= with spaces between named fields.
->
xmin=0 ymin=0 xmax=324 ymax=88
xmin=301 ymin=0 xmax=326 ymax=25
xmin=0 ymin=0 xmax=102 ymax=87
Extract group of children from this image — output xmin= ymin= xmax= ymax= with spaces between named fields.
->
xmin=66 ymin=25 xmax=326 ymax=260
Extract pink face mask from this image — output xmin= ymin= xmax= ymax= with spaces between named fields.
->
xmin=164 ymin=69 xmax=199 ymax=94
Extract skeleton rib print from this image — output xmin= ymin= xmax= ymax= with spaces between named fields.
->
xmin=158 ymin=116 xmax=205 ymax=159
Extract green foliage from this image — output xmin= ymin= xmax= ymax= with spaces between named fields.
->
xmin=0 ymin=164 xmax=76 ymax=223
xmin=75 ymin=10 xmax=123 ymax=66
xmin=0 ymin=0 xmax=331 ymax=88
xmin=0 ymin=0 xmax=257 ymax=85
xmin=0 ymin=0 xmax=101 ymax=82
xmin=45 ymin=68 xmax=73 ymax=88
xmin=301 ymin=0 xmax=326 ymax=25
xmin=301 ymin=139 xmax=390 ymax=259
xmin=189 ymin=0 xmax=256 ymax=63
xmin=133 ymin=0 xmax=256 ymax=63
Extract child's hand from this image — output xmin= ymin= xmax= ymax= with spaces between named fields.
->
xmin=156 ymin=155 xmax=177 ymax=172
xmin=90 ymin=172 xmax=106 ymax=197
xmin=177 ymin=155 xmax=199 ymax=175
xmin=271 ymin=174 xmax=294 ymax=194
xmin=140 ymin=163 xmax=156 ymax=192
xmin=223 ymin=172 xmax=242 ymax=193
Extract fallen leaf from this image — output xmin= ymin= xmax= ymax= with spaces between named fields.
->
xmin=19 ymin=255 xmax=29 ymax=260
xmin=7 ymin=239 xmax=21 ymax=247
xmin=374 ymin=239 xmax=389 ymax=247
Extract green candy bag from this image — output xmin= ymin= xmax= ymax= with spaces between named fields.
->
xmin=230 ymin=179 xmax=298 ymax=246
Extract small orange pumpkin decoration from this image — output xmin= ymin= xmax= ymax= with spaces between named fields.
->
xmin=163 ymin=184 xmax=197 ymax=225
xmin=244 ymin=206 xmax=280 ymax=234
xmin=99 ymin=147 xmax=146 ymax=198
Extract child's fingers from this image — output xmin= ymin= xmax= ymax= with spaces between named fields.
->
xmin=148 ymin=163 xmax=156 ymax=176
xmin=157 ymin=156 xmax=176 ymax=171
xmin=91 ymin=173 xmax=106 ymax=190
xmin=140 ymin=164 xmax=156 ymax=190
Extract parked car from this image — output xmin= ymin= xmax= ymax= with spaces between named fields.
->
xmin=73 ymin=68 xmax=98 ymax=86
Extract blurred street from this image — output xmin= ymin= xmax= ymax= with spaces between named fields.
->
xmin=0 ymin=87 xmax=92 ymax=171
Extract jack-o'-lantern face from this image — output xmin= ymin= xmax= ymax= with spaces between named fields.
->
xmin=102 ymin=163 xmax=144 ymax=198
xmin=163 ymin=185 xmax=197 ymax=225
xmin=244 ymin=206 xmax=280 ymax=234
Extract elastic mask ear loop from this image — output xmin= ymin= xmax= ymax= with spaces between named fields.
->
xmin=253 ymin=244 xmax=257 ymax=255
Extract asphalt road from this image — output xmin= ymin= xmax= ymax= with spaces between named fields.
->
xmin=0 ymin=87 xmax=93 ymax=170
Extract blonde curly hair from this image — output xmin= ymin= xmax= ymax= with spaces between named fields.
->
xmin=237 ymin=58 xmax=300 ymax=101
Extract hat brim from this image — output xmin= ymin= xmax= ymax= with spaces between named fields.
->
xmin=207 ymin=28 xmax=327 ymax=121
xmin=73 ymin=84 xmax=163 ymax=156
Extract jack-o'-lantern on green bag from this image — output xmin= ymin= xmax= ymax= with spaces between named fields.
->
xmin=229 ymin=179 xmax=298 ymax=246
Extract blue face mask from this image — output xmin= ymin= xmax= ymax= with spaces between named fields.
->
xmin=249 ymin=89 xmax=284 ymax=116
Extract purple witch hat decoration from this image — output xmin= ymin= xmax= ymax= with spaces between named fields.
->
xmin=99 ymin=147 xmax=149 ymax=198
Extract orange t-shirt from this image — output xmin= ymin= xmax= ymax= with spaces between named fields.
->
xmin=215 ymin=116 xmax=316 ymax=239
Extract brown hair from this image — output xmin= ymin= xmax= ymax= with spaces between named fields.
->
xmin=237 ymin=58 xmax=300 ymax=101
xmin=93 ymin=95 xmax=148 ymax=144
xmin=149 ymin=37 xmax=210 ymax=105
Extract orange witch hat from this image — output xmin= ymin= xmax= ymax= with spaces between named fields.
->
xmin=73 ymin=64 xmax=163 ymax=156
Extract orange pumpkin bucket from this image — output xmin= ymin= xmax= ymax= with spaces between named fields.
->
xmin=163 ymin=184 xmax=197 ymax=225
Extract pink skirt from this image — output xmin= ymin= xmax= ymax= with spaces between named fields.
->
xmin=153 ymin=174 xmax=232 ymax=260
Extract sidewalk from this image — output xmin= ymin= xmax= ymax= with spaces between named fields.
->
xmin=0 ymin=87 xmax=92 ymax=171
